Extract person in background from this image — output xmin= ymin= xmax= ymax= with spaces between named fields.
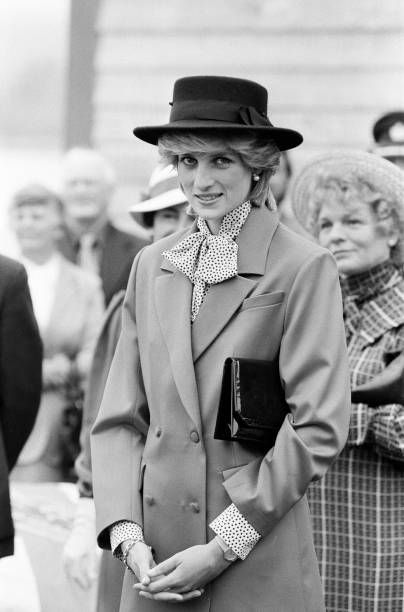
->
xmin=292 ymin=151 xmax=404 ymax=612
xmin=63 ymin=165 xmax=192 ymax=612
xmin=132 ymin=163 xmax=191 ymax=241
xmin=0 ymin=254 xmax=42 ymax=559
xmin=269 ymin=150 xmax=308 ymax=235
xmin=58 ymin=148 xmax=149 ymax=305
xmin=371 ymin=110 xmax=404 ymax=171
xmin=10 ymin=184 xmax=104 ymax=482
xmin=91 ymin=75 xmax=350 ymax=612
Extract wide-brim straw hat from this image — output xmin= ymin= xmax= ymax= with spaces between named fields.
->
xmin=133 ymin=76 xmax=303 ymax=151
xmin=130 ymin=164 xmax=187 ymax=219
xmin=291 ymin=150 xmax=404 ymax=259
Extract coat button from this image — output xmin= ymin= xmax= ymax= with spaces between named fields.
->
xmin=190 ymin=502 xmax=200 ymax=513
xmin=145 ymin=495 xmax=155 ymax=506
xmin=190 ymin=430 xmax=200 ymax=443
xmin=155 ymin=427 xmax=162 ymax=438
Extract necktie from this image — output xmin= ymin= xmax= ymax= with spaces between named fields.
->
xmin=78 ymin=234 xmax=99 ymax=275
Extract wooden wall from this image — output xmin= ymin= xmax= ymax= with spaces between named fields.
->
xmin=92 ymin=0 xmax=404 ymax=214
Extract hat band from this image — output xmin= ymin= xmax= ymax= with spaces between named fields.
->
xmin=169 ymin=99 xmax=272 ymax=128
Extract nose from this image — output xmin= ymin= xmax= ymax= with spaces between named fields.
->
xmin=193 ymin=162 xmax=214 ymax=192
xmin=326 ymin=222 xmax=346 ymax=244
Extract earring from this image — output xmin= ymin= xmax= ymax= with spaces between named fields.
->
xmin=388 ymin=238 xmax=397 ymax=247
xmin=252 ymin=173 xmax=260 ymax=182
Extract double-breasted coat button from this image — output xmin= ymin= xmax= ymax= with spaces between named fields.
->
xmin=190 ymin=502 xmax=200 ymax=513
xmin=155 ymin=427 xmax=162 ymax=438
xmin=145 ymin=495 xmax=155 ymax=506
xmin=190 ymin=430 xmax=200 ymax=443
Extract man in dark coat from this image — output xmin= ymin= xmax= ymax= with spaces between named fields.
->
xmin=0 ymin=255 xmax=42 ymax=559
xmin=58 ymin=148 xmax=148 ymax=305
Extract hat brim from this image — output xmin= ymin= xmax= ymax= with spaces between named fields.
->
xmin=129 ymin=188 xmax=187 ymax=217
xmin=372 ymin=144 xmax=404 ymax=160
xmin=291 ymin=151 xmax=404 ymax=242
xmin=133 ymin=122 xmax=303 ymax=151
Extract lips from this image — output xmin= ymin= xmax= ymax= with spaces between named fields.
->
xmin=333 ymin=250 xmax=353 ymax=256
xmin=194 ymin=193 xmax=222 ymax=203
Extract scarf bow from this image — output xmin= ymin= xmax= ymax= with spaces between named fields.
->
xmin=163 ymin=201 xmax=251 ymax=320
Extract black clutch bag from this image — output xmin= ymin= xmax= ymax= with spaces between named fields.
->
xmin=214 ymin=357 xmax=289 ymax=447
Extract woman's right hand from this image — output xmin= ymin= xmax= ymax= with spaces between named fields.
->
xmin=126 ymin=541 xmax=156 ymax=583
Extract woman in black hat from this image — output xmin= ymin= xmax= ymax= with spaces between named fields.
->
xmin=91 ymin=76 xmax=350 ymax=612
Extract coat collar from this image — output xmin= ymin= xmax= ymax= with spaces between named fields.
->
xmin=356 ymin=282 xmax=404 ymax=346
xmin=155 ymin=206 xmax=279 ymax=425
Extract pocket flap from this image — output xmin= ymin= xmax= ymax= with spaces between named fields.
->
xmin=241 ymin=291 xmax=285 ymax=311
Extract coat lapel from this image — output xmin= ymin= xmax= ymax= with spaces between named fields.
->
xmin=155 ymin=260 xmax=201 ymax=429
xmin=192 ymin=206 xmax=279 ymax=362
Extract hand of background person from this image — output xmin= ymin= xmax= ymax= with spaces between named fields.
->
xmin=43 ymin=353 xmax=72 ymax=388
xmin=63 ymin=497 xmax=101 ymax=589
xmin=133 ymin=539 xmax=230 ymax=602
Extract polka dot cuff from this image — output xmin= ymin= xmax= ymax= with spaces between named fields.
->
xmin=210 ymin=503 xmax=261 ymax=560
xmin=110 ymin=520 xmax=144 ymax=558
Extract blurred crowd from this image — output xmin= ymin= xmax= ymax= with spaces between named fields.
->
xmin=0 ymin=107 xmax=403 ymax=612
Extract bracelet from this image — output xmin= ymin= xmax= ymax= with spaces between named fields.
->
xmin=122 ymin=539 xmax=142 ymax=574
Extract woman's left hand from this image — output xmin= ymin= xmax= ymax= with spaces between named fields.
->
xmin=134 ymin=539 xmax=232 ymax=601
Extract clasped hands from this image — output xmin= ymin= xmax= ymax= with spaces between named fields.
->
xmin=128 ymin=539 xmax=231 ymax=603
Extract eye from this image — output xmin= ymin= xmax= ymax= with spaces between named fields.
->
xmin=347 ymin=217 xmax=362 ymax=226
xmin=318 ymin=219 xmax=331 ymax=231
xmin=215 ymin=156 xmax=232 ymax=168
xmin=179 ymin=155 xmax=196 ymax=167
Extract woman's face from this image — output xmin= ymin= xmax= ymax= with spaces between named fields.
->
xmin=10 ymin=203 xmax=61 ymax=256
xmin=152 ymin=203 xmax=191 ymax=241
xmin=317 ymin=198 xmax=392 ymax=275
xmin=177 ymin=150 xmax=251 ymax=231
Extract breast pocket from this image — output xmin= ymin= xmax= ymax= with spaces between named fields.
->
xmin=240 ymin=291 xmax=285 ymax=312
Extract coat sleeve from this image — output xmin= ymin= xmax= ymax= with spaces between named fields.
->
xmin=0 ymin=264 xmax=42 ymax=469
xmin=75 ymin=291 xmax=125 ymax=497
xmin=91 ymin=253 xmax=149 ymax=549
xmin=222 ymin=250 xmax=351 ymax=537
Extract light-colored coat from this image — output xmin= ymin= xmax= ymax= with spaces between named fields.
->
xmin=92 ymin=205 xmax=351 ymax=612
xmin=14 ymin=257 xmax=104 ymax=481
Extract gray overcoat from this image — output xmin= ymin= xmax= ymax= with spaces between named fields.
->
xmin=91 ymin=205 xmax=351 ymax=612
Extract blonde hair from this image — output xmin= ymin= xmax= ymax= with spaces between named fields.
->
xmin=312 ymin=175 xmax=402 ymax=265
xmin=158 ymin=131 xmax=280 ymax=209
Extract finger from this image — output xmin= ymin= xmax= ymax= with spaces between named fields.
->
xmin=146 ymin=556 xmax=178 ymax=578
xmin=177 ymin=589 xmax=204 ymax=601
xmin=134 ymin=572 xmax=181 ymax=594
xmin=139 ymin=590 xmax=203 ymax=602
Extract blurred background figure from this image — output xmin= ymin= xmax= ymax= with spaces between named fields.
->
xmin=9 ymin=184 xmax=104 ymax=483
xmin=0 ymin=254 xmax=42 ymax=611
xmin=371 ymin=111 xmax=404 ymax=171
xmin=269 ymin=151 xmax=292 ymax=208
xmin=130 ymin=164 xmax=190 ymax=241
xmin=58 ymin=148 xmax=149 ymax=305
xmin=0 ymin=254 xmax=42 ymax=553
xmin=63 ymin=164 xmax=191 ymax=612
xmin=292 ymin=151 xmax=404 ymax=612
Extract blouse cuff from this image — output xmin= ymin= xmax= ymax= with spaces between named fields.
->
xmin=109 ymin=520 xmax=144 ymax=558
xmin=209 ymin=503 xmax=261 ymax=560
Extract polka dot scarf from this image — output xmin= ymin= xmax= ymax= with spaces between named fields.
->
xmin=163 ymin=201 xmax=252 ymax=321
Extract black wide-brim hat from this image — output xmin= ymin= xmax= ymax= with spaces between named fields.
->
xmin=134 ymin=76 xmax=303 ymax=151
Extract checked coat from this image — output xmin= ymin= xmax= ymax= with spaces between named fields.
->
xmin=308 ymin=261 xmax=404 ymax=612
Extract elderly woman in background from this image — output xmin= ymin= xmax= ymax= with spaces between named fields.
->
xmin=91 ymin=76 xmax=350 ymax=612
xmin=10 ymin=184 xmax=104 ymax=482
xmin=292 ymin=151 xmax=404 ymax=612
